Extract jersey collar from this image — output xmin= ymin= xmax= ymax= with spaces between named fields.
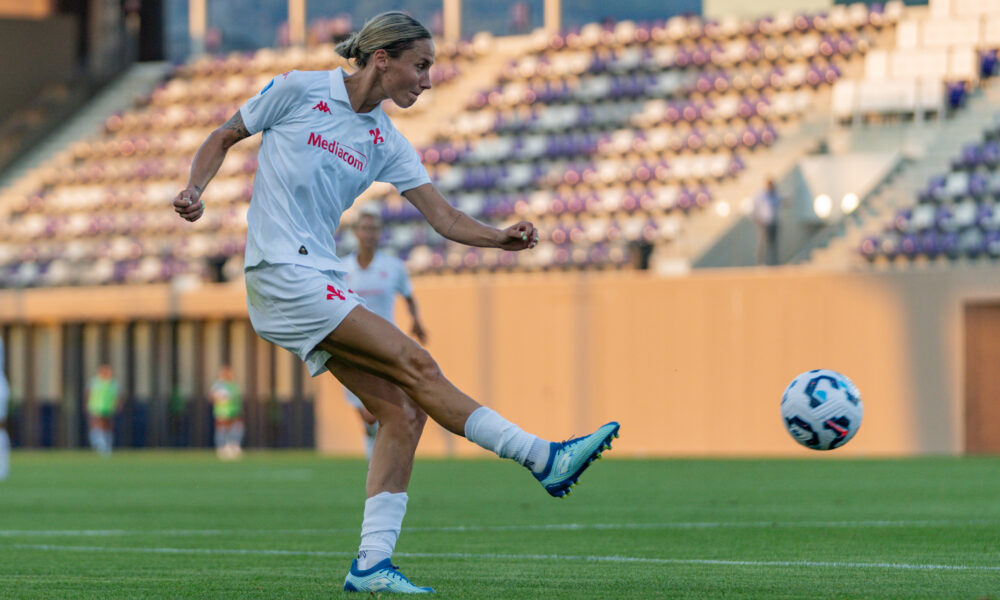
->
xmin=330 ymin=67 xmax=383 ymax=120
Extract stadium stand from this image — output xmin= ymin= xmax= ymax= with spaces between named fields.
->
xmin=857 ymin=112 xmax=1000 ymax=263
xmin=0 ymin=2 xmax=913 ymax=286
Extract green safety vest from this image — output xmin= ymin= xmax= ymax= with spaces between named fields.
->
xmin=212 ymin=380 xmax=242 ymax=420
xmin=87 ymin=377 xmax=118 ymax=416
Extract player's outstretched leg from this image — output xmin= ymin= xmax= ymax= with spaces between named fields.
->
xmin=531 ymin=422 xmax=620 ymax=498
xmin=320 ymin=308 xmax=621 ymax=498
xmin=343 ymin=557 xmax=434 ymax=594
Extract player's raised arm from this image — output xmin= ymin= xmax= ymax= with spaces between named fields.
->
xmin=173 ymin=110 xmax=251 ymax=222
xmin=402 ymin=183 xmax=538 ymax=251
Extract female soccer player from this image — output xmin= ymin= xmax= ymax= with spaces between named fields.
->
xmin=174 ymin=12 xmax=619 ymax=594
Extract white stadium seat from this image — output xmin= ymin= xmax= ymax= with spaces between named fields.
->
xmin=895 ymin=20 xmax=921 ymax=50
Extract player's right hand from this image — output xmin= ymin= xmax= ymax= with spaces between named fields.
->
xmin=174 ymin=187 xmax=204 ymax=222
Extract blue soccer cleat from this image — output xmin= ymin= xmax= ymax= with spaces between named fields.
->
xmin=343 ymin=558 xmax=434 ymax=594
xmin=533 ymin=422 xmax=620 ymax=498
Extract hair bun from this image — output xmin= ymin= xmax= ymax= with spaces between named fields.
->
xmin=335 ymin=32 xmax=361 ymax=59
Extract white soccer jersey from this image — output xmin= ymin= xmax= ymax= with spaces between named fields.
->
xmin=343 ymin=251 xmax=413 ymax=323
xmin=239 ymin=68 xmax=431 ymax=273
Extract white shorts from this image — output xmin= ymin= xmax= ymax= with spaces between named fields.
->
xmin=245 ymin=262 xmax=364 ymax=377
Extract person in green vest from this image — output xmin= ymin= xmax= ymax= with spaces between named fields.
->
xmin=86 ymin=364 xmax=120 ymax=455
xmin=210 ymin=365 xmax=243 ymax=460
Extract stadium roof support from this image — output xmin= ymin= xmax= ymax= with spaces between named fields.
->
xmin=188 ymin=0 xmax=205 ymax=57
xmin=443 ymin=0 xmax=460 ymax=42
xmin=545 ymin=0 xmax=561 ymax=35
xmin=289 ymin=0 xmax=306 ymax=47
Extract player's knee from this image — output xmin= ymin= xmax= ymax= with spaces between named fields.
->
xmin=379 ymin=401 xmax=426 ymax=441
xmin=398 ymin=345 xmax=443 ymax=393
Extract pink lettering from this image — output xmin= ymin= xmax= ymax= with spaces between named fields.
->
xmin=305 ymin=132 xmax=365 ymax=172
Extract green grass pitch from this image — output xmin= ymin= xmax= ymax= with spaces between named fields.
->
xmin=0 ymin=452 xmax=998 ymax=599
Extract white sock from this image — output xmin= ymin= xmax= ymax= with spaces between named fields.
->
xmin=89 ymin=428 xmax=102 ymax=452
xmin=363 ymin=422 xmax=378 ymax=460
xmin=357 ymin=491 xmax=407 ymax=570
xmin=0 ymin=429 xmax=9 ymax=481
xmin=227 ymin=422 xmax=244 ymax=448
xmin=214 ymin=426 xmax=227 ymax=451
xmin=102 ymin=430 xmax=113 ymax=454
xmin=464 ymin=407 xmax=551 ymax=474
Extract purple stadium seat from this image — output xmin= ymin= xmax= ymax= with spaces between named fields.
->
xmin=985 ymin=230 xmax=1000 ymax=256
xmin=982 ymin=141 xmax=999 ymax=168
xmin=859 ymin=235 xmax=879 ymax=260
xmin=947 ymin=82 xmax=967 ymax=111
xmin=980 ymin=49 xmax=998 ymax=79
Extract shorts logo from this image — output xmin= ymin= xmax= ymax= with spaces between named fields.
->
xmin=369 ymin=128 xmax=385 ymax=145
xmin=313 ymin=101 xmax=331 ymax=113
xmin=307 ymin=132 xmax=367 ymax=172
xmin=326 ymin=285 xmax=354 ymax=301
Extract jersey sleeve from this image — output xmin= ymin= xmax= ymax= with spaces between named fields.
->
xmin=394 ymin=258 xmax=413 ymax=298
xmin=376 ymin=129 xmax=432 ymax=193
xmin=239 ymin=70 xmax=307 ymax=135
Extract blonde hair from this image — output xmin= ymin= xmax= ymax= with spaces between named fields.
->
xmin=335 ymin=12 xmax=431 ymax=68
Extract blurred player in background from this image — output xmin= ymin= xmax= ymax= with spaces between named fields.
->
xmin=174 ymin=11 xmax=619 ymax=593
xmin=343 ymin=206 xmax=428 ymax=459
xmin=86 ymin=364 xmax=120 ymax=456
xmin=753 ymin=177 xmax=782 ymax=266
xmin=210 ymin=365 xmax=244 ymax=460
xmin=0 ymin=336 xmax=9 ymax=481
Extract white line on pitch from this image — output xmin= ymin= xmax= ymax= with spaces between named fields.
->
xmin=4 ymin=543 xmax=999 ymax=572
xmin=0 ymin=519 xmax=995 ymax=538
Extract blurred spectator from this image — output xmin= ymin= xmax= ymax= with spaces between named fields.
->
xmin=86 ymin=364 xmax=121 ymax=456
xmin=210 ymin=365 xmax=244 ymax=460
xmin=752 ymin=177 xmax=782 ymax=266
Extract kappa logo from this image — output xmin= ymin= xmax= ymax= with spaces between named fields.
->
xmin=369 ymin=128 xmax=385 ymax=145
xmin=313 ymin=101 xmax=331 ymax=113
xmin=326 ymin=285 xmax=354 ymax=301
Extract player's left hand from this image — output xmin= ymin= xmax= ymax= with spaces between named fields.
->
xmin=497 ymin=221 xmax=539 ymax=251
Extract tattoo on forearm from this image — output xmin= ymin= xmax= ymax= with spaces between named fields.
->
xmin=193 ymin=184 xmax=203 ymax=194
xmin=223 ymin=111 xmax=250 ymax=140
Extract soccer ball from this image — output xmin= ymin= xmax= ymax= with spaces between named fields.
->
xmin=781 ymin=369 xmax=863 ymax=451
